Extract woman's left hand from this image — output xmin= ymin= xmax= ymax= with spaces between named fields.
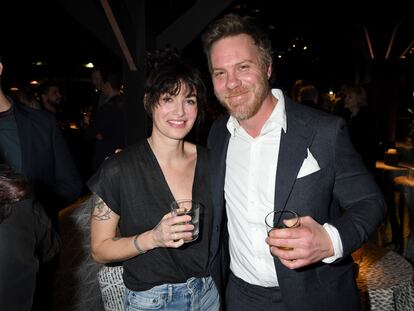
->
xmin=150 ymin=212 xmax=194 ymax=248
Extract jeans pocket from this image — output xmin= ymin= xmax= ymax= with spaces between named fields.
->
xmin=125 ymin=288 xmax=165 ymax=310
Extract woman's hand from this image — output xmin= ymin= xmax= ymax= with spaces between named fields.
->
xmin=150 ymin=212 xmax=194 ymax=248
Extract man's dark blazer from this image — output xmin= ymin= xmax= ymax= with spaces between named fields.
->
xmin=207 ymin=96 xmax=386 ymax=311
xmin=13 ymin=103 xmax=83 ymax=227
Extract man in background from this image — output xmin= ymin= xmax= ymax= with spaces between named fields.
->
xmin=38 ymin=80 xmax=63 ymax=115
xmin=86 ymin=70 xmax=125 ymax=172
xmin=0 ymin=54 xmax=83 ymax=310
xmin=91 ymin=66 xmax=109 ymax=112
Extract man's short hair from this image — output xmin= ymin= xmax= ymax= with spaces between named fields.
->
xmin=37 ymin=80 xmax=61 ymax=96
xmin=201 ymin=13 xmax=273 ymax=72
xmin=299 ymin=85 xmax=319 ymax=102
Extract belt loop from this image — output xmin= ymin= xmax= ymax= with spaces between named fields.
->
xmin=187 ymin=277 xmax=196 ymax=290
xmin=168 ymin=284 xmax=173 ymax=303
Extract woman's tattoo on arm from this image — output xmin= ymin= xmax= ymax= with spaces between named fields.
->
xmin=90 ymin=193 xmax=112 ymax=221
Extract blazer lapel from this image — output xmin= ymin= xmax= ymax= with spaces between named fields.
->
xmin=210 ymin=131 xmax=230 ymax=222
xmin=208 ymin=118 xmax=231 ymax=260
xmin=274 ymin=102 xmax=315 ymax=211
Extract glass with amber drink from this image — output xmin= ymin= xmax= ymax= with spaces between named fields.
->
xmin=265 ymin=210 xmax=300 ymax=257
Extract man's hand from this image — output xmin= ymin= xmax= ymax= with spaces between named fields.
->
xmin=266 ymin=216 xmax=334 ymax=269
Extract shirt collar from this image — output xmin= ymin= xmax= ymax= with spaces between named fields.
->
xmin=226 ymin=88 xmax=287 ymax=136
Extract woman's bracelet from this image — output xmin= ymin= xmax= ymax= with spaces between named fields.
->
xmin=133 ymin=234 xmax=147 ymax=255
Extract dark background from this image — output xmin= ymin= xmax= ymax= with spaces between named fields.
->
xmin=1 ymin=1 xmax=412 ymax=87
xmin=0 ymin=0 xmax=413 ymax=142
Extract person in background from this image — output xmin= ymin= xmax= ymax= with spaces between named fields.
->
xmin=88 ymin=55 xmax=219 ymax=310
xmin=333 ymin=83 xmax=351 ymax=121
xmin=297 ymin=84 xmax=320 ymax=110
xmin=91 ymin=66 xmax=109 ymax=112
xmin=14 ymin=85 xmax=41 ymax=110
xmin=0 ymin=58 xmax=83 ymax=226
xmin=0 ymin=164 xmax=60 ymax=311
xmin=86 ymin=70 xmax=125 ymax=172
xmin=78 ymin=66 xmax=111 ymax=180
xmin=344 ymin=85 xmax=377 ymax=173
xmin=0 ymin=55 xmax=83 ymax=310
xmin=81 ymin=67 xmax=107 ymax=130
xmin=202 ymin=13 xmax=386 ymax=311
xmin=38 ymin=80 xmax=63 ymax=115
xmin=38 ymin=79 xmax=78 ymax=131
xmin=290 ymin=79 xmax=305 ymax=102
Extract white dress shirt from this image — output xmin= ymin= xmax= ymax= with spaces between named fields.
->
xmin=224 ymin=89 xmax=342 ymax=287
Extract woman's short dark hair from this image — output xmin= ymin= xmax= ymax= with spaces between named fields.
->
xmin=0 ymin=164 xmax=31 ymax=223
xmin=201 ymin=13 xmax=273 ymax=72
xmin=143 ymin=61 xmax=207 ymax=126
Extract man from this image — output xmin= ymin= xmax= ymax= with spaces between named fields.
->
xmin=0 ymin=59 xmax=83 ymax=226
xmin=91 ymin=67 xmax=109 ymax=111
xmin=202 ymin=14 xmax=386 ymax=311
xmin=38 ymin=80 xmax=63 ymax=115
xmin=0 ymin=55 xmax=83 ymax=310
xmin=298 ymin=84 xmax=320 ymax=110
xmin=37 ymin=79 xmax=79 ymax=131
xmin=86 ymin=70 xmax=125 ymax=172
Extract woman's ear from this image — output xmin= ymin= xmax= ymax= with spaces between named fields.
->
xmin=143 ymin=93 xmax=148 ymax=111
xmin=143 ymin=93 xmax=153 ymax=119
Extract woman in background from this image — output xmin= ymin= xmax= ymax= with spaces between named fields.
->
xmin=344 ymin=85 xmax=377 ymax=172
xmin=0 ymin=164 xmax=59 ymax=310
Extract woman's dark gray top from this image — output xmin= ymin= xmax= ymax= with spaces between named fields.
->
xmin=88 ymin=140 xmax=213 ymax=291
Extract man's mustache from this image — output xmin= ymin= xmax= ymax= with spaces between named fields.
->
xmin=225 ymin=88 xmax=249 ymax=98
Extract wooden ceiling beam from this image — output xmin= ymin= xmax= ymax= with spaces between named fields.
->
xmin=100 ymin=0 xmax=137 ymax=70
xmin=156 ymin=0 xmax=234 ymax=50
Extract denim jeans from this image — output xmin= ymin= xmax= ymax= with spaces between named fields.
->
xmin=124 ymin=276 xmax=219 ymax=311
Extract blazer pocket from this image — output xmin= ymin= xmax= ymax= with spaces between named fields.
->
xmin=297 ymin=148 xmax=320 ymax=179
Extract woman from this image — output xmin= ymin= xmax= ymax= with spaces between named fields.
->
xmin=344 ymin=85 xmax=377 ymax=172
xmin=88 ymin=57 xmax=219 ymax=310
xmin=0 ymin=164 xmax=59 ymax=310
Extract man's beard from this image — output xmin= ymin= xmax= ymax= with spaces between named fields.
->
xmin=217 ymin=81 xmax=269 ymax=121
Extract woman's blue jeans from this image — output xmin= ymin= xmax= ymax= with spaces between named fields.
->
xmin=124 ymin=276 xmax=219 ymax=311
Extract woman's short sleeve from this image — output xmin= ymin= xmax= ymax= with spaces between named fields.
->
xmin=87 ymin=156 xmax=121 ymax=215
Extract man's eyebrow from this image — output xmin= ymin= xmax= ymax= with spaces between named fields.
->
xmin=212 ymin=59 xmax=255 ymax=71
